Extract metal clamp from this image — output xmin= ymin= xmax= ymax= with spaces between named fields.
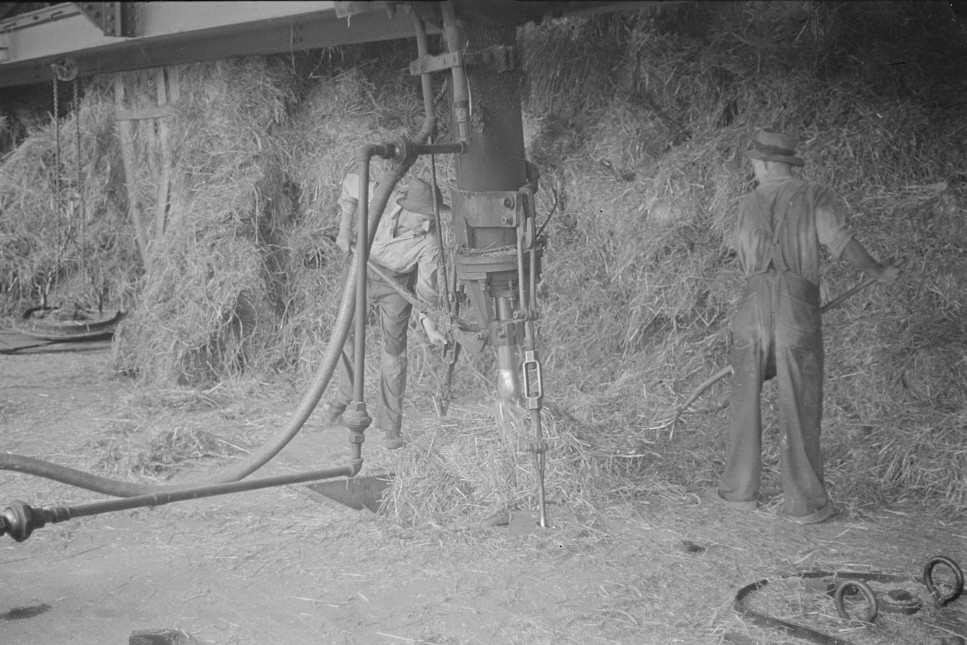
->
xmin=409 ymin=45 xmax=517 ymax=76
xmin=522 ymin=349 xmax=543 ymax=410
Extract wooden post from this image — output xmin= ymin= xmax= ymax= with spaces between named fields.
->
xmin=164 ymin=67 xmax=182 ymax=234
xmin=154 ymin=67 xmax=171 ymax=242
xmin=114 ymin=75 xmax=150 ymax=267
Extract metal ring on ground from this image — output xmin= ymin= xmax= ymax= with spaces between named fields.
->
xmin=923 ymin=556 xmax=965 ymax=607
xmin=834 ymin=580 xmax=879 ymax=623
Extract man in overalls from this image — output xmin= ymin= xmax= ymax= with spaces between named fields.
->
xmin=713 ymin=128 xmax=899 ymax=523
xmin=323 ymin=173 xmax=448 ymax=449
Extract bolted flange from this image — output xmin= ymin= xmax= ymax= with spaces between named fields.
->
xmin=0 ymin=500 xmax=47 ymax=542
xmin=340 ymin=401 xmax=372 ymax=433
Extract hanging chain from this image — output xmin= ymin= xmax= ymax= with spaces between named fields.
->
xmin=52 ymin=72 xmax=60 ymax=198
xmin=74 ymin=77 xmax=81 ymax=199
xmin=73 ymin=76 xmax=89 ymax=296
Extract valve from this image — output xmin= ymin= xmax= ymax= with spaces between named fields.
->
xmin=0 ymin=501 xmax=48 ymax=542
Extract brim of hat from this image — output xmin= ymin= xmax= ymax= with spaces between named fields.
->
xmin=744 ymin=149 xmax=805 ymax=167
xmin=397 ymin=198 xmax=450 ymax=215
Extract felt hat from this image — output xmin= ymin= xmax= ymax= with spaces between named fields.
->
xmin=744 ymin=128 xmax=805 ymax=167
xmin=397 ymin=178 xmax=450 ymax=216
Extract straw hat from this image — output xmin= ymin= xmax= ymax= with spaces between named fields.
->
xmin=397 ymin=178 xmax=450 ymax=216
xmin=744 ymin=128 xmax=805 ymax=167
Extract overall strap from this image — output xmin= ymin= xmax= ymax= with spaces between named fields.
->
xmin=754 ymin=183 xmax=808 ymax=273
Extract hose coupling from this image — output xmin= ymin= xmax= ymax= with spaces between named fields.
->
xmin=0 ymin=501 xmax=48 ymax=542
xmin=341 ymin=401 xmax=372 ymax=434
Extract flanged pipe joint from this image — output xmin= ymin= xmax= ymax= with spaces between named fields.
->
xmin=0 ymin=501 xmax=49 ymax=542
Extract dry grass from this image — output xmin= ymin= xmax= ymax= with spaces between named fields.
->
xmin=111 ymin=57 xmax=299 ymax=386
xmin=0 ymin=82 xmax=137 ymax=317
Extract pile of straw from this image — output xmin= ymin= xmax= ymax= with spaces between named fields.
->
xmin=1 ymin=2 xmax=965 ymax=521
xmin=0 ymin=81 xmax=137 ymax=317
xmin=112 ymin=58 xmax=299 ymax=385
xmin=514 ymin=0 xmax=967 ymax=517
xmin=384 ymin=402 xmax=616 ymax=528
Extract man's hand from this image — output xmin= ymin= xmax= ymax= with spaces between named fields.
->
xmin=421 ymin=317 xmax=447 ymax=346
xmin=336 ymin=207 xmax=355 ymax=254
xmin=335 ymin=230 xmax=352 ymax=254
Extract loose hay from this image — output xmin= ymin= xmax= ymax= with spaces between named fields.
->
xmin=385 ymin=403 xmax=603 ymax=528
xmin=93 ymin=423 xmax=247 ymax=482
xmin=111 ymin=57 xmax=299 ymax=386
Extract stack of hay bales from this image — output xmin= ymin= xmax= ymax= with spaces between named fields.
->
xmin=112 ymin=58 xmax=298 ymax=385
xmin=0 ymin=81 xmax=136 ymax=317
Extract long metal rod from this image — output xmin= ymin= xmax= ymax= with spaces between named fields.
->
xmin=1 ymin=464 xmax=356 ymax=541
xmin=57 ymin=466 xmax=356 ymax=520
xmin=354 ymin=154 xmax=372 ymax=404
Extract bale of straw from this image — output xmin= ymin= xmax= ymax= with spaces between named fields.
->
xmin=0 ymin=80 xmax=137 ymax=317
xmin=113 ymin=58 xmax=299 ymax=385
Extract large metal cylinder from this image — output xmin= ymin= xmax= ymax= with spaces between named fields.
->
xmin=444 ymin=6 xmax=541 ymax=403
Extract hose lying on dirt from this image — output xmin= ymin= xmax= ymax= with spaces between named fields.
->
xmin=0 ymin=136 xmax=431 ymax=497
xmin=0 ymin=13 xmax=444 ymax=499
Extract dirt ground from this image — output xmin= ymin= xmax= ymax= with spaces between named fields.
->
xmin=1 ymin=342 xmax=965 ymax=645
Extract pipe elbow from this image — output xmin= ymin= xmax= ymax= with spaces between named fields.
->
xmin=358 ymin=143 xmax=398 ymax=163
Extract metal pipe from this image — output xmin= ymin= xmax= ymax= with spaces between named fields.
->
xmin=411 ymin=141 xmax=467 ymax=156
xmin=1 ymin=464 xmax=355 ymax=542
xmin=495 ymin=297 xmax=519 ymax=403
xmin=354 ymin=146 xmax=381 ymax=404
xmin=414 ymin=13 xmax=452 ymax=316
xmin=413 ymin=14 xmax=435 ymax=127
xmin=0 ymin=19 xmax=441 ymax=501
xmin=442 ymin=1 xmax=470 ymax=144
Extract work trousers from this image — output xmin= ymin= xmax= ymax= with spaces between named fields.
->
xmin=719 ymin=270 xmax=830 ymax=516
xmin=336 ymin=263 xmax=415 ymax=435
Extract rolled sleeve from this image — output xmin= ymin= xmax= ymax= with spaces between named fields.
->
xmin=338 ymin=173 xmax=360 ymax=216
xmin=814 ymin=190 xmax=854 ymax=260
xmin=415 ymin=243 xmax=440 ymax=306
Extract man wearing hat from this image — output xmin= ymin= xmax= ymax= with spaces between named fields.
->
xmin=325 ymin=172 xmax=448 ymax=449
xmin=712 ymin=127 xmax=899 ymax=523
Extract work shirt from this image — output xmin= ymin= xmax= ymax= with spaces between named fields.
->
xmin=339 ymin=173 xmax=440 ymax=307
xmin=733 ymin=176 xmax=854 ymax=286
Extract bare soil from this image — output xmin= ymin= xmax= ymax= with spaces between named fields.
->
xmin=1 ymin=343 xmax=965 ymax=645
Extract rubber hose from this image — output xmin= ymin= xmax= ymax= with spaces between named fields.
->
xmin=0 ymin=124 xmax=435 ymax=497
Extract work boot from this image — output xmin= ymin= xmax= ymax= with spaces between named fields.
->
xmin=383 ymin=429 xmax=405 ymax=450
xmin=782 ymin=501 xmax=837 ymax=525
xmin=319 ymin=401 xmax=347 ymax=427
xmin=706 ymin=487 xmax=757 ymax=511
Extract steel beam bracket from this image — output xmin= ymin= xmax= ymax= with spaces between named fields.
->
xmin=409 ymin=45 xmax=517 ymax=76
xmin=75 ymin=3 xmax=139 ymax=37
